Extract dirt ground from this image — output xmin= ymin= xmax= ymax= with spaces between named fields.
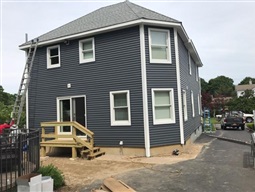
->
xmin=41 ymin=143 xmax=204 ymax=192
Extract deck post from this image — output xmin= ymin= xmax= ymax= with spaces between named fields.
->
xmin=72 ymin=147 xmax=77 ymax=159
xmin=41 ymin=146 xmax=46 ymax=157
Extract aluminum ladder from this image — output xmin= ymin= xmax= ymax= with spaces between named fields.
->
xmin=11 ymin=39 xmax=38 ymax=126
xmin=203 ymin=108 xmax=212 ymax=133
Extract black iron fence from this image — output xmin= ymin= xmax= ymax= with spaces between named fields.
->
xmin=0 ymin=128 xmax=40 ymax=192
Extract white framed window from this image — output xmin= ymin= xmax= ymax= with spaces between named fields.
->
xmin=196 ymin=66 xmax=199 ymax=81
xmin=47 ymin=45 xmax=60 ymax=69
xmin=197 ymin=94 xmax=201 ymax=115
xmin=183 ymin=90 xmax=188 ymax=121
xmin=191 ymin=90 xmax=195 ymax=117
xmin=152 ymin=88 xmax=175 ymax=125
xmin=110 ymin=90 xmax=131 ymax=126
xmin=148 ymin=28 xmax=171 ymax=64
xmin=79 ymin=38 xmax=95 ymax=63
xmin=188 ymin=52 xmax=192 ymax=75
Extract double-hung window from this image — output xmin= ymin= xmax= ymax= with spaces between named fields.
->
xmin=152 ymin=88 xmax=175 ymax=124
xmin=79 ymin=38 xmax=95 ymax=63
xmin=198 ymin=94 xmax=201 ymax=115
xmin=183 ymin=90 xmax=188 ymax=121
xmin=149 ymin=28 xmax=171 ymax=64
xmin=110 ymin=90 xmax=131 ymax=126
xmin=191 ymin=90 xmax=195 ymax=117
xmin=47 ymin=45 xmax=60 ymax=69
xmin=188 ymin=52 xmax=192 ymax=75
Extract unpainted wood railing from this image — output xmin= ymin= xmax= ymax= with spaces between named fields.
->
xmin=40 ymin=121 xmax=94 ymax=158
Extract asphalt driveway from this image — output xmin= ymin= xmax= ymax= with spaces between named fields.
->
xmin=82 ymin=129 xmax=255 ymax=192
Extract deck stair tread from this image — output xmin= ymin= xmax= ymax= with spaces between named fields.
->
xmin=102 ymin=177 xmax=136 ymax=192
xmin=87 ymin=151 xmax=106 ymax=160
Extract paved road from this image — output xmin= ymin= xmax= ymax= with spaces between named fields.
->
xmin=83 ymin=129 xmax=255 ymax=192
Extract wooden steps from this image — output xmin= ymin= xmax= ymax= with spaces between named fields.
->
xmin=40 ymin=139 xmax=85 ymax=148
xmin=80 ymin=147 xmax=105 ymax=160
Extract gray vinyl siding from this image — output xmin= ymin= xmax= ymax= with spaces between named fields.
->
xmin=178 ymin=34 xmax=201 ymax=140
xmin=28 ymin=26 xmax=145 ymax=147
xmin=144 ymin=26 xmax=180 ymax=147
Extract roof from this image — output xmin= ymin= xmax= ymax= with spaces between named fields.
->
xmin=20 ymin=1 xmax=179 ymax=46
xmin=19 ymin=1 xmax=203 ymax=66
xmin=235 ymin=84 xmax=255 ymax=91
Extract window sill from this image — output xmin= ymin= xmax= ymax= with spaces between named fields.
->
xmin=153 ymin=119 xmax=176 ymax=125
xmin=79 ymin=59 xmax=95 ymax=64
xmin=47 ymin=64 xmax=61 ymax=69
xmin=111 ymin=121 xmax=131 ymax=126
xmin=150 ymin=60 xmax=172 ymax=64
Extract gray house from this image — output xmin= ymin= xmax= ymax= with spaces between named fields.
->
xmin=20 ymin=1 xmax=203 ymax=157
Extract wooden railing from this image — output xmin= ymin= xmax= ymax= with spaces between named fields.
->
xmin=40 ymin=121 xmax=94 ymax=158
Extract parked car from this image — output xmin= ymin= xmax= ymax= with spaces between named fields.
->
xmin=241 ymin=112 xmax=254 ymax=123
xmin=221 ymin=111 xmax=245 ymax=130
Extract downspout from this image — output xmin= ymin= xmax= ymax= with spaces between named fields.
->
xmin=174 ymin=28 xmax=185 ymax=145
xmin=140 ymin=24 xmax=151 ymax=157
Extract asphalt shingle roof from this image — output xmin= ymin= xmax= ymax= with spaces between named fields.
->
xmin=235 ymin=84 xmax=255 ymax=91
xmin=20 ymin=1 xmax=179 ymax=46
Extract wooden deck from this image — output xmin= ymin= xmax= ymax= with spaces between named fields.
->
xmin=40 ymin=121 xmax=105 ymax=159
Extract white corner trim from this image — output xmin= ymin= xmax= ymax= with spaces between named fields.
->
xmin=140 ymin=24 xmax=150 ymax=158
xmin=174 ymin=28 xmax=184 ymax=145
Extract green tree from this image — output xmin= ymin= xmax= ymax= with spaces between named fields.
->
xmin=208 ymin=76 xmax=235 ymax=97
xmin=238 ymin=77 xmax=255 ymax=85
xmin=227 ymin=97 xmax=255 ymax=113
xmin=200 ymin=78 xmax=209 ymax=93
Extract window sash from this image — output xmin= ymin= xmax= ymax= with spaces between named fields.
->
xmin=47 ymin=45 xmax=60 ymax=68
xmin=79 ymin=38 xmax=95 ymax=63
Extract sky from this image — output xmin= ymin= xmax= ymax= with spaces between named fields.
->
xmin=0 ymin=0 xmax=255 ymax=94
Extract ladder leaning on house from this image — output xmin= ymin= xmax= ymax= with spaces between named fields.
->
xmin=11 ymin=39 xmax=39 ymax=126
xmin=203 ymin=108 xmax=212 ymax=133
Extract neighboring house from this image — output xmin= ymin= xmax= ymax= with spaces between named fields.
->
xmin=235 ymin=82 xmax=255 ymax=98
xmin=19 ymin=1 xmax=203 ymax=157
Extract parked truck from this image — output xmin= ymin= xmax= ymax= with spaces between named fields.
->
xmin=221 ymin=111 xmax=245 ymax=130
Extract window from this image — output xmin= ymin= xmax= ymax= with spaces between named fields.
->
xmin=191 ymin=90 xmax=195 ymax=117
xmin=110 ymin=90 xmax=131 ymax=126
xmin=47 ymin=45 xmax=60 ymax=69
xmin=188 ymin=52 xmax=192 ymax=75
xmin=183 ymin=90 xmax=188 ymax=121
xmin=79 ymin=38 xmax=95 ymax=63
xmin=148 ymin=28 xmax=171 ymax=64
xmin=198 ymin=94 xmax=201 ymax=115
xmin=152 ymin=88 xmax=175 ymax=124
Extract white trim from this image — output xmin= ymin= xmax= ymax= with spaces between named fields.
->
xmin=174 ymin=28 xmax=184 ymax=144
xmin=25 ymin=50 xmax=29 ymax=130
xmin=191 ymin=90 xmax=195 ymax=117
xmin=148 ymin=28 xmax=171 ymax=64
xmin=109 ymin=90 xmax=131 ymax=126
xmin=188 ymin=52 xmax=192 ymax=75
xmin=151 ymin=88 xmax=176 ymax=125
xmin=79 ymin=37 xmax=95 ymax=64
xmin=183 ymin=90 xmax=188 ymax=121
xmin=140 ymin=24 xmax=150 ymax=157
xmin=19 ymin=19 xmax=202 ymax=67
xmin=197 ymin=93 xmax=201 ymax=115
xmin=47 ymin=45 xmax=61 ymax=69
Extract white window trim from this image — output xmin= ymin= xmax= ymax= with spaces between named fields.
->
xmin=79 ymin=37 xmax=95 ymax=64
xmin=188 ymin=52 xmax=192 ymax=75
xmin=110 ymin=90 xmax=131 ymax=126
xmin=148 ymin=28 xmax=172 ymax=64
xmin=183 ymin=90 xmax=188 ymax=121
xmin=151 ymin=88 xmax=176 ymax=125
xmin=197 ymin=94 xmax=201 ymax=115
xmin=191 ymin=90 xmax=195 ymax=117
xmin=47 ymin=45 xmax=61 ymax=69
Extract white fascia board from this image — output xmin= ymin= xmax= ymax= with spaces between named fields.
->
xmin=19 ymin=19 xmax=202 ymax=66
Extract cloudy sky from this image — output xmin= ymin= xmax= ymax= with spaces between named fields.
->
xmin=1 ymin=0 xmax=255 ymax=94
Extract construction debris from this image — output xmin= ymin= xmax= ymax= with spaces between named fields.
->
xmin=92 ymin=177 xmax=136 ymax=192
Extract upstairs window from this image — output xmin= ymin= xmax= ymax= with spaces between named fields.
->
xmin=149 ymin=28 xmax=171 ymax=64
xmin=47 ymin=45 xmax=60 ymax=69
xmin=196 ymin=66 xmax=199 ymax=81
xmin=110 ymin=90 xmax=131 ymax=126
xmin=152 ymin=88 xmax=175 ymax=124
xmin=191 ymin=90 xmax=195 ymax=117
xmin=188 ymin=52 xmax=192 ymax=75
xmin=79 ymin=38 xmax=95 ymax=63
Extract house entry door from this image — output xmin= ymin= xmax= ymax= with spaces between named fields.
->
xmin=58 ymin=96 xmax=86 ymax=135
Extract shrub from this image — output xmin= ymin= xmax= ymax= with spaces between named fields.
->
xmin=246 ymin=123 xmax=255 ymax=130
xmin=37 ymin=164 xmax=65 ymax=190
